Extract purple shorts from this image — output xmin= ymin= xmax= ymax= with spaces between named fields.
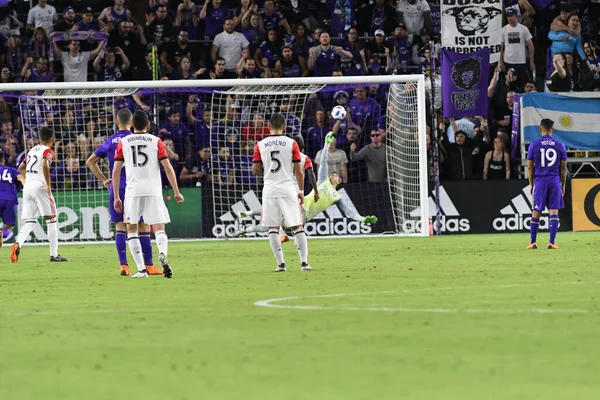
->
xmin=109 ymin=188 xmax=126 ymax=223
xmin=0 ymin=199 xmax=18 ymax=226
xmin=533 ymin=178 xmax=564 ymax=211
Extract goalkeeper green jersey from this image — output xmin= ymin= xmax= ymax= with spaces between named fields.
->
xmin=302 ymin=179 xmax=340 ymax=221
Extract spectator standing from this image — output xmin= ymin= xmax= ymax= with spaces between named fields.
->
xmin=99 ymin=0 xmax=133 ymax=32
xmin=499 ymin=8 xmax=535 ymax=86
xmin=339 ymin=127 xmax=366 ymax=182
xmin=446 ymin=117 xmax=475 ymax=143
xmin=565 ymin=52 xmax=580 ymax=91
xmin=29 ymin=27 xmax=50 ymax=61
xmin=94 ymin=47 xmax=131 ymax=81
xmin=27 ymin=0 xmax=58 ymax=37
xmin=546 ymin=52 xmax=571 ymax=92
xmin=73 ymin=7 xmax=102 ymax=32
xmin=306 ymin=110 xmax=329 ymax=158
xmin=286 ymin=22 xmax=313 ymax=61
xmin=254 ymin=28 xmax=282 ymax=69
xmin=386 ymin=23 xmax=413 ymax=73
xmin=5 ymin=29 xmax=25 ymax=75
xmin=241 ymin=113 xmax=270 ymax=142
xmin=348 ymin=86 xmax=381 ymax=132
xmin=211 ymin=18 xmax=250 ymax=73
xmin=21 ymin=56 xmax=54 ymax=83
xmin=108 ymin=21 xmax=147 ymax=71
xmin=274 ymin=43 xmax=308 ymax=77
xmin=51 ymin=157 xmax=88 ymax=190
xmin=439 ymin=130 xmax=474 ymax=180
xmin=161 ymin=29 xmax=196 ymax=75
xmin=241 ymin=11 xmax=265 ymax=57
xmin=159 ymin=109 xmax=191 ymax=158
xmin=503 ymin=0 xmax=536 ymax=29
xmin=260 ymin=0 xmax=291 ymax=36
xmin=200 ymin=0 xmax=229 ymax=40
xmin=580 ymin=41 xmax=600 ymax=91
xmin=362 ymin=0 xmax=395 ymax=36
xmin=308 ymin=31 xmax=353 ymax=76
xmin=145 ymin=4 xmax=173 ymax=48
xmin=175 ymin=0 xmax=199 ymax=39
xmin=186 ymin=96 xmax=212 ymax=151
xmin=349 ymin=129 xmax=387 ymax=183
xmin=395 ymin=0 xmax=432 ymax=36
xmin=52 ymin=7 xmax=76 ymax=37
xmin=483 ymin=137 xmax=511 ymax=180
xmin=53 ymin=39 xmax=104 ymax=82
xmin=548 ymin=14 xmax=585 ymax=59
xmin=179 ymin=146 xmax=212 ymax=187
xmin=329 ymin=0 xmax=356 ymax=39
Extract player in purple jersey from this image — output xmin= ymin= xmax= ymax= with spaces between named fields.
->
xmin=86 ymin=109 xmax=161 ymax=276
xmin=0 ymin=151 xmax=25 ymax=248
xmin=526 ymin=119 xmax=567 ymax=250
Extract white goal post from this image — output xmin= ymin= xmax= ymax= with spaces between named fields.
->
xmin=2 ymin=75 xmax=429 ymax=241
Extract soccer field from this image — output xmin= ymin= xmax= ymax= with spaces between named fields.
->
xmin=1 ymin=233 xmax=600 ymax=399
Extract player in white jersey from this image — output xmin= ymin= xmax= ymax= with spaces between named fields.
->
xmin=112 ymin=110 xmax=184 ymax=279
xmin=236 ymin=138 xmax=319 ymax=242
xmin=11 ymin=127 xmax=68 ymax=263
xmin=252 ymin=114 xmax=311 ymax=272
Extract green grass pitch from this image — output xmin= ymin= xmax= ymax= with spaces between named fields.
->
xmin=1 ymin=232 xmax=600 ymax=399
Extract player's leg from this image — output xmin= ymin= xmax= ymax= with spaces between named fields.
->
xmin=38 ymin=189 xmax=66 ymax=262
xmin=264 ymin=197 xmax=286 ymax=271
xmin=138 ymin=220 xmax=161 ymax=275
xmin=11 ymin=192 xmax=38 ymax=263
xmin=110 ymin=188 xmax=129 ymax=275
xmin=280 ymin=218 xmax=289 ymax=243
xmin=143 ymin=196 xmax=172 ymax=278
xmin=0 ymin=200 xmax=17 ymax=248
xmin=547 ymin=180 xmax=564 ymax=249
xmin=527 ymin=181 xmax=547 ymax=249
xmin=235 ymin=209 xmax=262 ymax=219
xmin=282 ymin=198 xmax=310 ymax=271
xmin=124 ymin=197 xmax=148 ymax=278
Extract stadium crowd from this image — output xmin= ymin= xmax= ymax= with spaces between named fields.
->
xmin=1 ymin=0 xmax=600 ymax=188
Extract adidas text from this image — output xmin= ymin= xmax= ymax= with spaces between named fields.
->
xmin=401 ymin=216 xmax=470 ymax=233
xmin=493 ymin=215 xmax=550 ymax=231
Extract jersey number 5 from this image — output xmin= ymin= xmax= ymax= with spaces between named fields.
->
xmin=131 ymin=145 xmax=149 ymax=167
xmin=540 ymin=148 xmax=557 ymax=167
xmin=270 ymin=150 xmax=281 ymax=173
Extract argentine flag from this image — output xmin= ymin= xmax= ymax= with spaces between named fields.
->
xmin=521 ymin=92 xmax=600 ymax=150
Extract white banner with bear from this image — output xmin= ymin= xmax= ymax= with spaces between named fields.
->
xmin=441 ymin=0 xmax=503 ymax=64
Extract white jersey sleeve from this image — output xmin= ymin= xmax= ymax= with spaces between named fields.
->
xmin=253 ymin=135 xmax=301 ymax=198
xmin=23 ymin=144 xmax=54 ymax=190
xmin=115 ymin=133 xmax=168 ymax=198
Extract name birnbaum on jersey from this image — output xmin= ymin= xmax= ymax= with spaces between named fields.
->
xmin=24 ymin=144 xmax=54 ymax=188
xmin=252 ymin=135 xmax=301 ymax=197
xmin=114 ymin=133 xmax=168 ymax=198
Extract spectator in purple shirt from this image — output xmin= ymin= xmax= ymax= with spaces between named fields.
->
xmin=361 ymin=0 xmax=395 ymax=35
xmin=186 ymin=95 xmax=212 ymax=153
xmin=29 ymin=27 xmax=50 ymax=60
xmin=73 ymin=7 xmax=102 ymax=32
xmin=94 ymin=47 xmax=131 ymax=81
xmin=159 ymin=109 xmax=191 ymax=158
xmin=21 ymin=56 xmax=54 ymax=82
xmin=51 ymin=157 xmax=89 ymax=190
xmin=286 ymin=22 xmax=313 ymax=60
xmin=179 ymin=145 xmax=212 ymax=187
xmin=241 ymin=11 xmax=265 ymax=57
xmin=200 ymin=0 xmax=228 ymax=39
xmin=260 ymin=0 xmax=291 ymax=36
xmin=348 ymin=86 xmax=381 ymax=132
xmin=307 ymin=31 xmax=353 ymax=76
xmin=254 ymin=28 xmax=282 ymax=69
xmin=175 ymin=0 xmax=199 ymax=39
xmin=306 ymin=110 xmax=330 ymax=158
xmin=386 ymin=23 xmax=413 ymax=73
xmin=329 ymin=0 xmax=357 ymax=39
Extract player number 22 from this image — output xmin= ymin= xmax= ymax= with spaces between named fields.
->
xmin=540 ymin=148 xmax=557 ymax=167
xmin=130 ymin=145 xmax=149 ymax=167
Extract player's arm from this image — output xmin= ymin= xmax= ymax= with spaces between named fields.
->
xmin=560 ymin=160 xmax=567 ymax=195
xmin=18 ymin=160 xmax=26 ymax=178
xmin=158 ymin=139 xmax=184 ymax=203
xmin=86 ymin=153 xmax=110 ymax=189
xmin=16 ymin=171 xmax=25 ymax=185
xmin=308 ymin=167 xmax=319 ymax=202
xmin=527 ymin=159 xmax=534 ymax=195
xmin=294 ymin=162 xmax=304 ymax=204
xmin=252 ymin=143 xmax=263 ymax=175
xmin=42 ymin=158 xmax=52 ymax=191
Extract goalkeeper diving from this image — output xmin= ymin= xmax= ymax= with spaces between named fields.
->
xmin=235 ymin=132 xmax=378 ymax=238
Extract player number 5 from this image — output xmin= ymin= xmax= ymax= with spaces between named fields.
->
xmin=540 ymin=148 xmax=557 ymax=167
xmin=270 ymin=150 xmax=281 ymax=173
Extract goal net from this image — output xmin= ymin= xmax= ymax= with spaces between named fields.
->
xmin=6 ymin=76 xmax=428 ymax=242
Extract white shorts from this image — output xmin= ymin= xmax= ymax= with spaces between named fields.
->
xmin=124 ymin=196 xmax=171 ymax=226
xmin=22 ymin=188 xmax=56 ymax=219
xmin=261 ymin=195 xmax=303 ymax=228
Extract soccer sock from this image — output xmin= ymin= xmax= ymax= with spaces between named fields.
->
xmin=47 ymin=218 xmax=58 ymax=257
xmin=549 ymin=214 xmax=559 ymax=244
xmin=269 ymin=230 xmax=285 ymax=265
xmin=115 ymin=230 xmax=128 ymax=266
xmin=16 ymin=220 xmax=36 ymax=246
xmin=155 ymin=230 xmax=168 ymax=256
xmin=127 ymin=233 xmax=145 ymax=272
xmin=139 ymin=231 xmax=154 ymax=266
xmin=293 ymin=228 xmax=308 ymax=264
xmin=530 ymin=217 xmax=540 ymax=244
xmin=245 ymin=225 xmax=269 ymax=233
xmin=2 ymin=228 xmax=9 ymax=238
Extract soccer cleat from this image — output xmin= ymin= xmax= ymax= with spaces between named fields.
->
xmin=159 ymin=253 xmax=173 ymax=279
xmin=275 ymin=263 xmax=286 ymax=272
xmin=280 ymin=233 xmax=289 ymax=243
xmin=120 ymin=265 xmax=130 ymax=276
xmin=301 ymin=262 xmax=312 ymax=271
xmin=233 ymin=223 xmax=247 ymax=238
xmin=526 ymin=243 xmax=538 ymax=250
xmin=131 ymin=270 xmax=149 ymax=279
xmin=145 ymin=265 xmax=163 ymax=275
xmin=50 ymin=255 xmax=68 ymax=262
xmin=10 ymin=243 xmax=20 ymax=263
xmin=235 ymin=211 xmax=247 ymax=218
xmin=547 ymin=243 xmax=559 ymax=250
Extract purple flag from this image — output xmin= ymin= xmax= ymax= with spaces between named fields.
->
xmin=0 ymin=0 xmax=11 ymax=7
xmin=441 ymin=48 xmax=490 ymax=118
xmin=511 ymin=93 xmax=521 ymax=162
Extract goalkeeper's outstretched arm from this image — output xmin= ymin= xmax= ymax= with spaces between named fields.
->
xmin=317 ymin=133 xmax=333 ymax=185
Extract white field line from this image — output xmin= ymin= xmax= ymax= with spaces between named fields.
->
xmin=0 ymin=307 xmax=204 ymax=317
xmin=254 ymin=281 xmax=600 ymax=314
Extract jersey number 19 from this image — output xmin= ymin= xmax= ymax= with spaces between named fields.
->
xmin=540 ymin=148 xmax=557 ymax=167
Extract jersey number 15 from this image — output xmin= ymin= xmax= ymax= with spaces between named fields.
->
xmin=131 ymin=145 xmax=149 ymax=167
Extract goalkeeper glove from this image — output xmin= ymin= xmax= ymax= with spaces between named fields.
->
xmin=363 ymin=215 xmax=378 ymax=225
xmin=325 ymin=131 xmax=335 ymax=145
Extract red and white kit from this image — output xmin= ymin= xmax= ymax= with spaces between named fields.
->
xmin=21 ymin=145 xmax=56 ymax=219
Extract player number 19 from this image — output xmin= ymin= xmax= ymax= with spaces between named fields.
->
xmin=540 ymin=148 xmax=557 ymax=167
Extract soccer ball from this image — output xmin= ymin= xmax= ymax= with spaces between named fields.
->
xmin=331 ymin=105 xmax=347 ymax=120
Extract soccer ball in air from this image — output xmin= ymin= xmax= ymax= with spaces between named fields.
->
xmin=331 ymin=105 xmax=347 ymax=120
